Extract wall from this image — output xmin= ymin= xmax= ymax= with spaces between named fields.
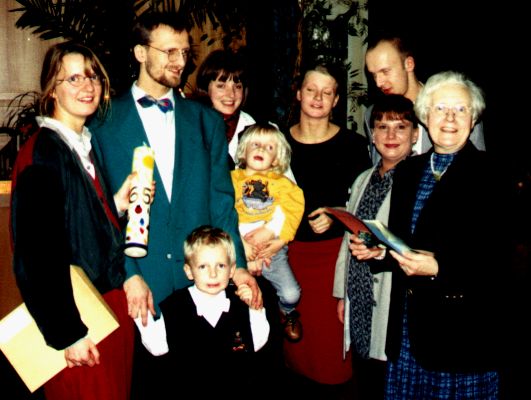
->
xmin=0 ymin=1 xmax=58 ymax=318
xmin=0 ymin=181 xmax=19 ymax=318
xmin=0 ymin=1 xmax=60 ymax=123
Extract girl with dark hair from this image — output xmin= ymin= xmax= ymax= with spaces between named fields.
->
xmin=195 ymin=49 xmax=256 ymax=168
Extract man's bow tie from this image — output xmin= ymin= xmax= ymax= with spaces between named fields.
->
xmin=137 ymin=95 xmax=173 ymax=113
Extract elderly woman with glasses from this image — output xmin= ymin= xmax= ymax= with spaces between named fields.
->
xmin=10 ymin=41 xmax=136 ymax=400
xmin=350 ymin=71 xmax=511 ymax=399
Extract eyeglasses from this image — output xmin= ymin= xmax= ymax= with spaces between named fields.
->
xmin=145 ymin=45 xmax=190 ymax=61
xmin=429 ymin=104 xmax=471 ymax=118
xmin=56 ymin=74 xmax=102 ymax=87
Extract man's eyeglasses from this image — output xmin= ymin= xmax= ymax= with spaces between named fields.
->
xmin=145 ymin=45 xmax=190 ymax=61
xmin=56 ymin=74 xmax=102 ymax=87
xmin=429 ymin=104 xmax=471 ymax=118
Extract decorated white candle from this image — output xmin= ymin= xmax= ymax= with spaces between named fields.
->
xmin=124 ymin=145 xmax=155 ymax=258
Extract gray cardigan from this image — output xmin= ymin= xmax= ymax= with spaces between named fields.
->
xmin=333 ymin=165 xmax=392 ymax=361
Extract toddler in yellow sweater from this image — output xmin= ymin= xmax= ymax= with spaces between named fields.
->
xmin=231 ymin=123 xmax=304 ymax=341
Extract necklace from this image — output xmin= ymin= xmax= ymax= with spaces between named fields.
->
xmin=430 ymin=153 xmax=448 ymax=181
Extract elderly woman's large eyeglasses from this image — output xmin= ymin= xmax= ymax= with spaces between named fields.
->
xmin=56 ymin=74 xmax=102 ymax=87
xmin=430 ymin=104 xmax=471 ymax=118
xmin=145 ymin=44 xmax=190 ymax=61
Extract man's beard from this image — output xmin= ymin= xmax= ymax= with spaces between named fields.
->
xmin=146 ymin=60 xmax=181 ymax=89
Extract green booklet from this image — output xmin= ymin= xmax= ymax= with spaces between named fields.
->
xmin=324 ymin=207 xmax=413 ymax=256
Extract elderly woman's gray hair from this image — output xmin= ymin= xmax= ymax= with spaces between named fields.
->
xmin=414 ymin=71 xmax=485 ymax=126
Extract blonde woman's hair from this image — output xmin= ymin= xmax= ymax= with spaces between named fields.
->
xmin=235 ymin=123 xmax=291 ymax=174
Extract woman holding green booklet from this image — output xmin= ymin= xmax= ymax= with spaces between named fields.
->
xmin=333 ymin=94 xmax=418 ymax=399
xmin=349 ymin=72 xmax=511 ymax=399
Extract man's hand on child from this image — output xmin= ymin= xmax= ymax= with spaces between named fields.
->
xmin=235 ymin=283 xmax=253 ymax=307
xmin=233 ymin=268 xmax=263 ymax=309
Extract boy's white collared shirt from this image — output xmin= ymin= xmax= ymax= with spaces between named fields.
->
xmin=188 ymin=285 xmax=230 ymax=327
xmin=134 ymin=284 xmax=270 ymax=355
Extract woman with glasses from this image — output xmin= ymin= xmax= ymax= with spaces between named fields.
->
xmin=10 ymin=41 xmax=135 ymax=400
xmin=349 ymin=71 xmax=510 ymax=399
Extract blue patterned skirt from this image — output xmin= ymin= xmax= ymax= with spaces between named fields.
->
xmin=384 ymin=302 xmax=498 ymax=399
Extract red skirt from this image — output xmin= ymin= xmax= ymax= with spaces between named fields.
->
xmin=44 ymin=289 xmax=134 ymax=400
xmin=284 ymin=238 xmax=352 ymax=384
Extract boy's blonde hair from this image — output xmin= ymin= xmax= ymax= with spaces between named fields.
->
xmin=183 ymin=225 xmax=236 ymax=266
xmin=235 ymin=123 xmax=291 ymax=174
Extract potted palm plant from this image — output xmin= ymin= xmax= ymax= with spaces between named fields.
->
xmin=4 ymin=0 xmax=369 ymax=175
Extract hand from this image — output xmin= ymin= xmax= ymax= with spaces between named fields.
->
xmin=349 ymin=233 xmax=385 ymax=260
xmin=389 ymin=249 xmax=438 ymax=276
xmin=235 ymin=283 xmax=253 ymax=306
xmin=113 ymin=173 xmax=156 ymax=214
xmin=233 ymin=268 xmax=263 ymax=309
xmin=247 ymin=259 xmax=263 ymax=276
xmin=256 ymin=238 xmax=286 ymax=259
xmin=123 ymin=275 xmax=155 ymax=326
xmin=337 ymin=299 xmax=345 ymax=324
xmin=244 ymin=226 xmax=275 ymax=247
xmin=308 ymin=207 xmax=334 ymax=234
xmin=64 ymin=337 xmax=100 ymax=368
xmin=242 ymin=237 xmax=258 ymax=261
xmin=113 ymin=173 xmax=135 ymax=214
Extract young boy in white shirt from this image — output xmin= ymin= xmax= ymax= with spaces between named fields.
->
xmin=134 ymin=225 xmax=269 ymax=398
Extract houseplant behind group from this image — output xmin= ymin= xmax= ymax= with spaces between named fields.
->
xmin=4 ymin=0 xmax=369 ymax=175
xmin=0 ymin=91 xmax=40 ymax=180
